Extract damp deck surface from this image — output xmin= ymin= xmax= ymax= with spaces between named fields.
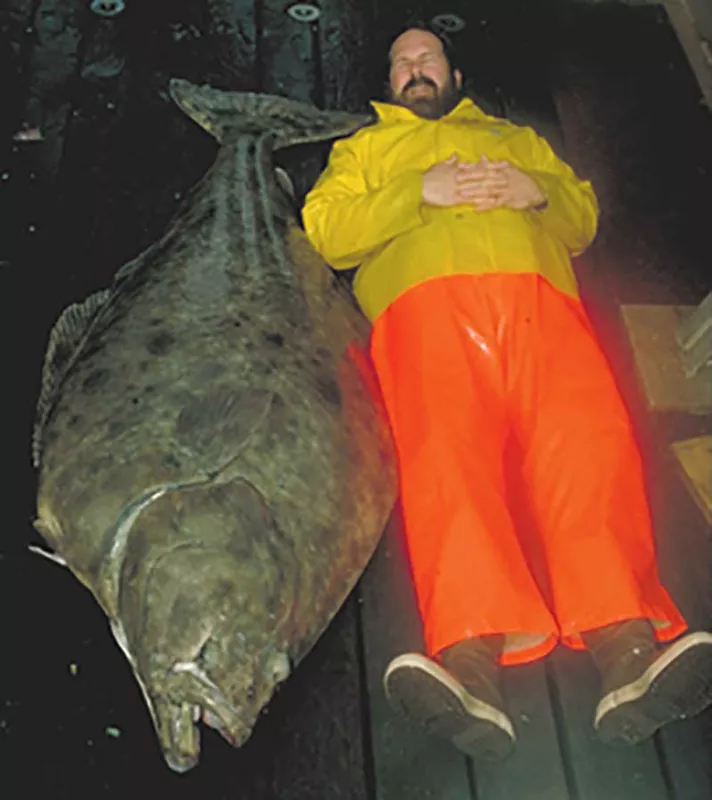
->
xmin=358 ymin=478 xmax=712 ymax=800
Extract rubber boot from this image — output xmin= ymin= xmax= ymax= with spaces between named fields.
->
xmin=582 ymin=619 xmax=712 ymax=746
xmin=383 ymin=635 xmax=516 ymax=761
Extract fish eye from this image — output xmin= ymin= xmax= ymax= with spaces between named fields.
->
xmin=268 ymin=652 xmax=291 ymax=683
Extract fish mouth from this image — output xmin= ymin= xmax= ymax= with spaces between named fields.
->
xmin=167 ymin=756 xmax=198 ymax=774
xmin=109 ymin=618 xmax=250 ymax=773
xmin=151 ymin=660 xmax=252 ymax=772
xmin=158 ymin=703 xmax=253 ymax=773
xmin=161 ymin=702 xmax=201 ymax=773
xmin=151 ymin=687 xmax=250 ymax=773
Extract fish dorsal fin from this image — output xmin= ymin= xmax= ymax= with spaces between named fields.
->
xmin=32 ymin=288 xmax=111 ymax=467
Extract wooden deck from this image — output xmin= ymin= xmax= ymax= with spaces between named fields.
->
xmin=358 ymin=491 xmax=712 ymax=800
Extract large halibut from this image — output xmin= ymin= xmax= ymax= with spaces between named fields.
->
xmin=31 ymin=79 xmax=396 ymax=772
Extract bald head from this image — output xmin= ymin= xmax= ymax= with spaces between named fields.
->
xmin=388 ymin=28 xmax=462 ymax=119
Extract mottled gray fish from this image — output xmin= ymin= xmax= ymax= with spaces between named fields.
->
xmin=31 ymin=79 xmax=396 ymax=772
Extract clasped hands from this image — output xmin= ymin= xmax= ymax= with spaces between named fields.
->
xmin=422 ymin=152 xmax=547 ymax=212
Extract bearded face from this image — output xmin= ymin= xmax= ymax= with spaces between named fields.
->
xmin=387 ymin=29 xmax=463 ymax=120
xmin=389 ymin=69 xmax=463 ymax=120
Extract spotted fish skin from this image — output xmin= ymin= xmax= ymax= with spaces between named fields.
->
xmin=32 ymin=80 xmax=396 ymax=773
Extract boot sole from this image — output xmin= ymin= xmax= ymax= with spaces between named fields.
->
xmin=595 ymin=632 xmax=712 ymax=746
xmin=383 ymin=653 xmax=516 ymax=761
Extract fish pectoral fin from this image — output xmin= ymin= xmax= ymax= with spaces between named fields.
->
xmin=174 ymin=387 xmax=274 ymax=469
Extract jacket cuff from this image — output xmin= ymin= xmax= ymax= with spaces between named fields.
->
xmin=526 ymin=170 xmax=598 ymax=254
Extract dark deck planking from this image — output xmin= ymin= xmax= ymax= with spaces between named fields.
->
xmin=359 ymin=519 xmax=711 ymax=800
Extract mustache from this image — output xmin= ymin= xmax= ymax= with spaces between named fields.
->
xmin=402 ymin=75 xmax=438 ymax=93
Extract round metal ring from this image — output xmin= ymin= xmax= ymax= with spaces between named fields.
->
xmin=431 ymin=13 xmax=466 ymax=33
xmin=286 ymin=2 xmax=322 ymax=23
xmin=90 ymin=0 xmax=126 ymax=17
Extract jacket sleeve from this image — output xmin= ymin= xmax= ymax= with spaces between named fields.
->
xmin=523 ymin=129 xmax=599 ymax=256
xmin=301 ymin=135 xmax=426 ymax=270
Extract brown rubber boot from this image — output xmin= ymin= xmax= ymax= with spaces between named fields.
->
xmin=582 ymin=619 xmax=712 ymax=746
xmin=383 ymin=636 xmax=516 ymax=761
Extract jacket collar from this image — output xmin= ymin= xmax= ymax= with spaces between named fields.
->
xmin=370 ymin=96 xmax=489 ymax=123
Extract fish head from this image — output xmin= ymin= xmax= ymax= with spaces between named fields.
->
xmin=168 ymin=78 xmax=374 ymax=148
xmin=127 ymin=625 xmax=292 ymax=774
xmin=111 ymin=485 xmax=298 ymax=772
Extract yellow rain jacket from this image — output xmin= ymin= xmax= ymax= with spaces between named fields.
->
xmin=302 ymin=97 xmax=599 ymax=322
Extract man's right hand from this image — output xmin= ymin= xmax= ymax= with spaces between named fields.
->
xmin=422 ymin=153 xmax=508 ymax=208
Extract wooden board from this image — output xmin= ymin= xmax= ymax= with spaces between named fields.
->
xmin=357 ymin=511 xmax=706 ymax=800
xmin=675 ymin=292 xmax=712 ymax=377
xmin=358 ymin=513 xmax=474 ymax=799
xmin=547 ymin=648 xmax=671 ymax=800
xmin=620 ymin=304 xmax=712 ymax=413
xmin=358 ymin=513 xmax=573 ymax=800
xmin=357 ymin=513 xmax=677 ymax=800
xmin=472 ymin=661 xmax=570 ymax=800
xmin=671 ymin=435 xmax=712 ymax=524
xmin=663 ymin=0 xmax=712 ymax=111
xmin=658 ymin=708 xmax=712 ymax=800
xmin=676 ymin=292 xmax=712 ymax=350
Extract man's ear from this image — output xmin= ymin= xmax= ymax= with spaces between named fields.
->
xmin=454 ymin=69 xmax=463 ymax=89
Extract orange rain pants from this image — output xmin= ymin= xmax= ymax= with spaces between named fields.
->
xmin=369 ymin=273 xmax=687 ymax=666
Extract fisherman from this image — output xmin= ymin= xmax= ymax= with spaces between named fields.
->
xmin=301 ymin=25 xmax=712 ymax=760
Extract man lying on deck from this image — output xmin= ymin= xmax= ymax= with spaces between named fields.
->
xmin=302 ymin=24 xmax=712 ymax=761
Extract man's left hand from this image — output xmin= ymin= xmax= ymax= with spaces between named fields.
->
xmin=456 ymin=157 xmax=547 ymax=212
